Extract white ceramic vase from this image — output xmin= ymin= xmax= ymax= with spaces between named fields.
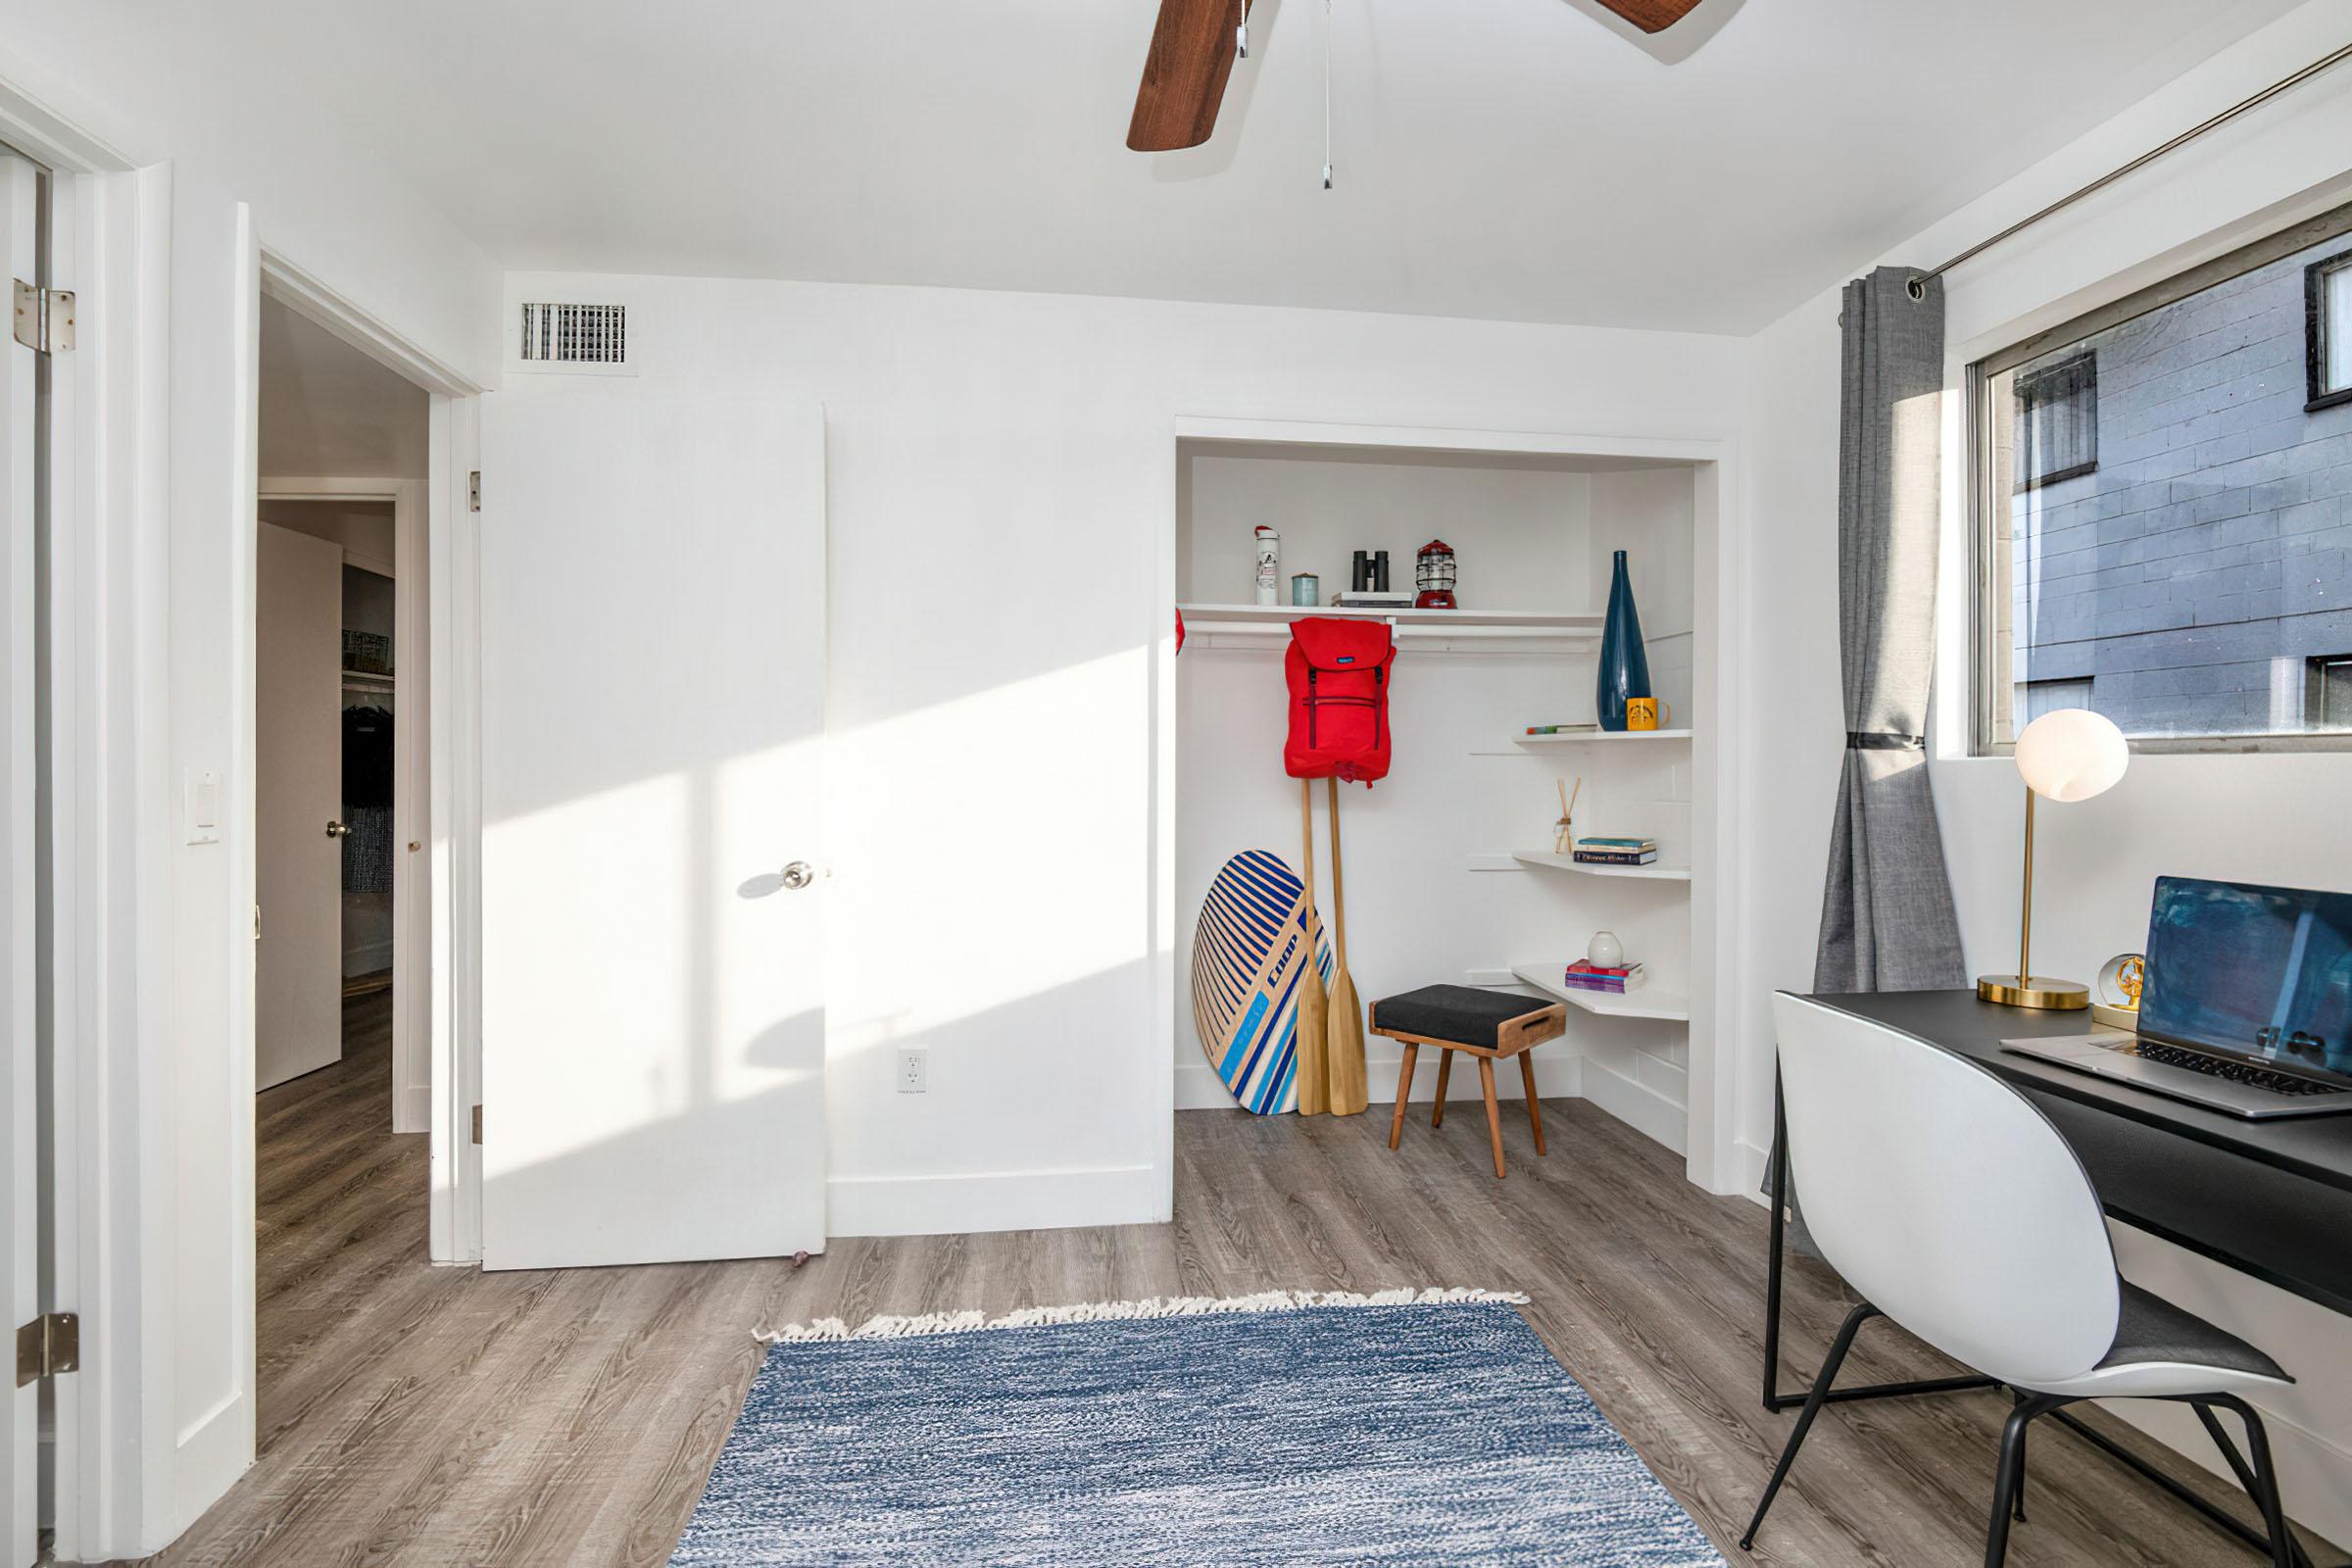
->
xmin=1588 ymin=930 xmax=1625 ymax=967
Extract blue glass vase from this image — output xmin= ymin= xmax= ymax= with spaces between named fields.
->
xmin=1595 ymin=550 xmax=1652 ymax=732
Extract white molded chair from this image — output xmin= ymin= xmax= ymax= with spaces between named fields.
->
xmin=1745 ymin=993 xmax=2300 ymax=1568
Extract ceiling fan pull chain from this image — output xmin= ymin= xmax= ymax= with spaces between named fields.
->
xmin=1321 ymin=0 xmax=1335 ymax=189
xmin=1238 ymin=0 xmax=1250 ymax=60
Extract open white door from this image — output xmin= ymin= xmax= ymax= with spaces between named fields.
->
xmin=255 ymin=522 xmax=348 ymax=1091
xmin=0 ymin=149 xmax=35 ymax=1568
xmin=478 ymin=393 xmax=827 ymax=1270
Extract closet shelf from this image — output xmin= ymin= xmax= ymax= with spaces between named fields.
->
xmin=1514 ymin=728 xmax=1690 ymax=745
xmin=1511 ymin=850 xmax=1691 ymax=882
xmin=1177 ymin=603 xmax=1604 ymax=643
xmin=1512 ymin=962 xmax=1690 ymax=1022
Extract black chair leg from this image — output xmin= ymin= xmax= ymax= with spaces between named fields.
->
xmin=1984 ymin=1395 xmax=2068 ymax=1568
xmin=2009 ymin=1395 xmax=2030 ymax=1523
xmin=1740 ymin=1300 xmax=1877 ymax=1551
xmin=2200 ymin=1396 xmax=2296 ymax=1568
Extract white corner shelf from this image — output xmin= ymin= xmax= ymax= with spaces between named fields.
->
xmin=1511 ymin=850 xmax=1691 ymax=882
xmin=1514 ymin=728 xmax=1690 ymax=746
xmin=1512 ymin=962 xmax=1691 ymax=1022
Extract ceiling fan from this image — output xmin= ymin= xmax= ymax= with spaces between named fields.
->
xmin=1127 ymin=0 xmax=1706 ymax=152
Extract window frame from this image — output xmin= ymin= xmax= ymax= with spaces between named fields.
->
xmin=1970 ymin=200 xmax=2352 ymax=757
xmin=2308 ymin=246 xmax=2352 ymax=414
xmin=2012 ymin=351 xmax=2098 ymax=491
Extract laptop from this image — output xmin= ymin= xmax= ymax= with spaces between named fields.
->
xmin=2002 ymin=875 xmax=2352 ymax=1120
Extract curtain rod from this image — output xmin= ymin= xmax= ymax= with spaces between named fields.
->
xmin=1908 ymin=39 xmax=2352 ymax=300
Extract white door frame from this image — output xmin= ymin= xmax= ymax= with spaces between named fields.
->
xmin=256 ymin=476 xmax=429 ymax=1131
xmin=1154 ymin=416 xmax=1748 ymax=1200
xmin=256 ymin=254 xmax=485 ymax=1268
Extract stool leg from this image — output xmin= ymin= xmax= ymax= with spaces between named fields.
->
xmin=1519 ymin=1052 xmax=1546 ymax=1155
xmin=1387 ymin=1044 xmax=1418 ymax=1150
xmin=1432 ymin=1050 xmax=1453 ymax=1127
xmin=1477 ymin=1056 xmax=1505 ymax=1179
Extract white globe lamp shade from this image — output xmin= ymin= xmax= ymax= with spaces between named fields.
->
xmin=2013 ymin=709 xmax=2128 ymax=804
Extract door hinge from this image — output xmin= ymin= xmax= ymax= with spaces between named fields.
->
xmin=471 ymin=1103 xmax=483 ymax=1145
xmin=16 ymin=1312 xmax=78 ymax=1387
xmin=12 ymin=280 xmax=74 ymax=354
xmin=468 ymin=470 xmax=481 ymax=513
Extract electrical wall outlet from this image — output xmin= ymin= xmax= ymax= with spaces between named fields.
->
xmin=897 ymin=1048 xmax=927 ymax=1094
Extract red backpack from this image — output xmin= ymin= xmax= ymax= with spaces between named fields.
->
xmin=1284 ymin=617 xmax=1396 ymax=783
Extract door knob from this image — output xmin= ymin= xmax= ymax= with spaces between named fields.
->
xmin=781 ymin=860 xmax=816 ymax=891
xmin=326 ymin=819 xmax=352 ymax=838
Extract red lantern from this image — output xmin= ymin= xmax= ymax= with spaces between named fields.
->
xmin=1414 ymin=538 xmax=1458 ymax=610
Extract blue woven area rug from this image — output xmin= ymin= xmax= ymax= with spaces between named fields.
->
xmin=671 ymin=1290 xmax=1728 ymax=1566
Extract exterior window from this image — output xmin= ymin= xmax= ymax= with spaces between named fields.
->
xmin=1974 ymin=205 xmax=2352 ymax=751
xmin=2015 ymin=354 xmax=2097 ymax=490
xmin=2310 ymin=657 xmax=2352 ymax=729
xmin=2310 ymin=248 xmax=2352 ymax=412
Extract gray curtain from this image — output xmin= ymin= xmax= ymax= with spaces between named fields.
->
xmin=1812 ymin=268 xmax=1967 ymax=995
xmin=1771 ymin=268 xmax=1968 ymax=1237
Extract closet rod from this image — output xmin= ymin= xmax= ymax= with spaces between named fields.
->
xmin=1908 ymin=39 xmax=2352 ymax=299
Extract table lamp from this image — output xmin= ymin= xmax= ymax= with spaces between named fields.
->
xmin=1977 ymin=708 xmax=2129 ymax=1009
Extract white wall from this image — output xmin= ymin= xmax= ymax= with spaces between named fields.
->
xmin=1738 ymin=0 xmax=2352 ymax=1542
xmin=498 ymin=270 xmax=1742 ymax=1240
xmin=0 ymin=21 xmax=500 ymax=1557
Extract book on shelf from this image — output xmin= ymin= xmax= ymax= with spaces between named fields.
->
xmin=1573 ymin=837 xmax=1659 ymax=865
xmin=1562 ymin=959 xmax=1646 ymax=993
xmin=1331 ymin=593 xmax=1416 ymax=610
xmin=1525 ymin=723 xmax=1601 ymax=735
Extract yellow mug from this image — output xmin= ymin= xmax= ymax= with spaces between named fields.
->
xmin=1626 ymin=698 xmax=1670 ymax=731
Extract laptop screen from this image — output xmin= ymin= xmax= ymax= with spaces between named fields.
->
xmin=2140 ymin=876 xmax=2352 ymax=1086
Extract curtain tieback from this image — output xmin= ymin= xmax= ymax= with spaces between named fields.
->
xmin=1845 ymin=731 xmax=1924 ymax=751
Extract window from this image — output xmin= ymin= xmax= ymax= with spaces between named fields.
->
xmin=1974 ymin=203 xmax=2352 ymax=751
xmin=2015 ymin=354 xmax=2096 ymax=489
xmin=2310 ymin=657 xmax=2352 ymax=729
xmin=2310 ymin=248 xmax=2352 ymax=412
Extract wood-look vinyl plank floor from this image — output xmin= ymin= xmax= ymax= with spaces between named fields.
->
xmin=108 ymin=994 xmax=2341 ymax=1566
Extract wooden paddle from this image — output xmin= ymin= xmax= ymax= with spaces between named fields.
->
xmin=1324 ymin=777 xmax=1369 ymax=1116
xmin=1294 ymin=778 xmax=1330 ymax=1116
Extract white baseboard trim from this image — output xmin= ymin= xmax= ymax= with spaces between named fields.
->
xmin=1578 ymin=1053 xmax=1688 ymax=1156
xmin=1731 ymin=1137 xmax=1772 ymax=1205
xmin=1175 ymin=1047 xmax=1583 ymax=1113
xmin=828 ymin=1162 xmax=1164 ymax=1239
xmin=392 ymin=1082 xmax=430 ymax=1136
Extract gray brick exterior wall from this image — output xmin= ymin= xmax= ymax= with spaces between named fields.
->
xmin=2011 ymin=231 xmax=2352 ymax=734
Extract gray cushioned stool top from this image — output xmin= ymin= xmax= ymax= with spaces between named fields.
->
xmin=1369 ymin=984 xmax=1552 ymax=1049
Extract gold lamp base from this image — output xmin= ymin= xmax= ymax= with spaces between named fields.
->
xmin=1977 ymin=974 xmax=2090 ymax=1010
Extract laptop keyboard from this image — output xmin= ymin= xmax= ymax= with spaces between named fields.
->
xmin=2132 ymin=1040 xmax=2348 ymax=1097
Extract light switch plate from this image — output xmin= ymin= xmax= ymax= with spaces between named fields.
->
xmin=183 ymin=768 xmax=221 ymax=845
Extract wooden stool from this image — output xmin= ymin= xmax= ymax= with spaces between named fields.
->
xmin=1372 ymin=985 xmax=1566 ymax=1179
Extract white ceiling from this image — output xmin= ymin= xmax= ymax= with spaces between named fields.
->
xmin=235 ymin=0 xmax=2305 ymax=334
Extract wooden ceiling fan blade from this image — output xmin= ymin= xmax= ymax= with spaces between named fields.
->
xmin=1128 ymin=0 xmax=1250 ymax=152
xmin=1590 ymin=0 xmax=1706 ymax=33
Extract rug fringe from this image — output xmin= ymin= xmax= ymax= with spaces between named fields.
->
xmin=755 ymin=1287 xmax=1530 ymax=1344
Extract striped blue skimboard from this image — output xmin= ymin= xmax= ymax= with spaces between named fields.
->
xmin=1192 ymin=851 xmax=1336 ymax=1115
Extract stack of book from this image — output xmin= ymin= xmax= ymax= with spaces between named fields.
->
xmin=1561 ymin=959 xmax=1646 ymax=994
xmin=1573 ymin=836 xmax=1658 ymax=866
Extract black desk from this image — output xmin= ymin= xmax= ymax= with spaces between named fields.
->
xmin=1809 ymin=989 xmax=2352 ymax=1317
xmin=1763 ymin=990 xmax=2352 ymax=1567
